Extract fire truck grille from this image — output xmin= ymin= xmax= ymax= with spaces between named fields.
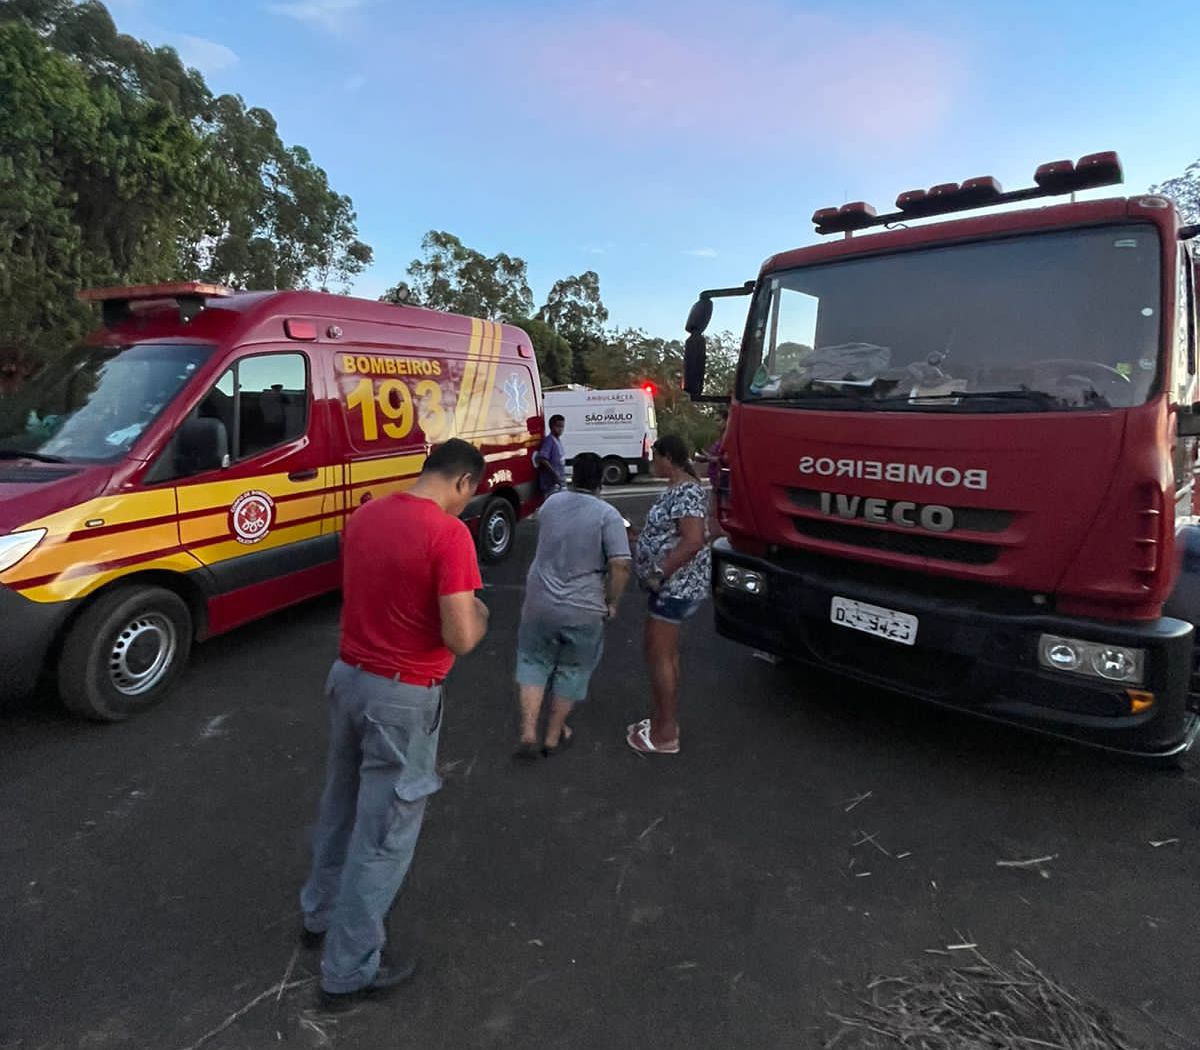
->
xmin=792 ymin=516 xmax=1000 ymax=565
xmin=805 ymin=620 xmax=970 ymax=697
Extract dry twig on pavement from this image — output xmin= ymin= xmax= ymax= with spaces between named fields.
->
xmin=827 ymin=949 xmax=1141 ymax=1049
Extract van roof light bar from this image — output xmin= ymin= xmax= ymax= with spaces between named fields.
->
xmin=811 ymin=151 xmax=1123 ymax=236
xmin=78 ymin=281 xmax=235 ymax=326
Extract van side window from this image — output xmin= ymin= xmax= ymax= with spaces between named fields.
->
xmin=235 ymin=354 xmax=308 ymax=458
xmin=157 ymin=353 xmax=308 ymax=481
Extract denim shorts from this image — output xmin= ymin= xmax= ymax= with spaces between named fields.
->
xmin=648 ymin=591 xmax=705 ymax=624
xmin=515 ymin=619 xmax=606 ymax=702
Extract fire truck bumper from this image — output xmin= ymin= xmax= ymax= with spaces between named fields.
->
xmin=711 ymin=541 xmax=1199 ymax=760
xmin=0 ymin=584 xmax=75 ymax=701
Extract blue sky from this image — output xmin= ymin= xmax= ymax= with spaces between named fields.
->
xmin=109 ymin=0 xmax=1198 ymax=338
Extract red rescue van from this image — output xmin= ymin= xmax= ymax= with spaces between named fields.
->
xmin=0 ymin=283 xmax=543 ymax=720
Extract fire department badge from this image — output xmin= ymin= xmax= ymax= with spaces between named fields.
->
xmin=230 ymin=490 xmax=275 ymax=545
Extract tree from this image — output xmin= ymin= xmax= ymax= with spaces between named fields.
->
xmin=398 ymin=231 xmax=533 ymax=320
xmin=0 ymin=0 xmax=373 ymax=373
xmin=538 ymin=271 xmax=609 ymax=343
xmin=508 ymin=317 xmax=573 ymax=387
xmin=1150 ymin=159 xmax=1200 ymax=224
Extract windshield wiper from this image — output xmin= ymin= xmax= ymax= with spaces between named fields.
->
xmin=752 ymin=390 xmax=880 ymax=409
xmin=0 ymin=448 xmax=69 ymax=463
xmin=874 ymin=389 xmax=1065 ymax=409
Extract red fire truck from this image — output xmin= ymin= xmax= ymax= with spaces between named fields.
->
xmin=683 ymin=152 xmax=1200 ymax=759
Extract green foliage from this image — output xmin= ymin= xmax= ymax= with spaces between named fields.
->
xmin=1150 ymin=159 xmax=1200 ymax=224
xmin=397 ymin=230 xmax=533 ymax=320
xmin=0 ymin=0 xmax=370 ymax=366
xmin=380 ymin=229 xmax=742 ymax=452
xmin=538 ymin=271 xmax=609 ymax=343
xmin=508 ymin=317 xmax=573 ymax=387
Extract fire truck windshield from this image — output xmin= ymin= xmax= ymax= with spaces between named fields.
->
xmin=0 ymin=343 xmax=213 ymax=463
xmin=742 ymin=223 xmax=1162 ymax=412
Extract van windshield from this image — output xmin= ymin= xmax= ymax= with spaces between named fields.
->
xmin=0 ymin=343 xmax=213 ymax=463
xmin=741 ymin=224 xmax=1162 ymax=412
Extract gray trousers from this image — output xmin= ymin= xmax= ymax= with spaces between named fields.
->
xmin=300 ymin=659 xmax=443 ymax=993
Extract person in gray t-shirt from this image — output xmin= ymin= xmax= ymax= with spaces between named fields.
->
xmin=514 ymin=453 xmax=631 ymax=760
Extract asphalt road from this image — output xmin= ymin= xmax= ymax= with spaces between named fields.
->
xmin=3 ymin=490 xmax=1198 ymax=1050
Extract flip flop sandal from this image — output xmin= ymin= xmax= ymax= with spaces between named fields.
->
xmin=626 ymin=719 xmax=651 ymax=736
xmin=626 ymin=721 xmax=680 ymax=755
xmin=512 ymin=742 xmax=542 ymax=763
xmin=543 ymin=728 xmax=575 ymax=757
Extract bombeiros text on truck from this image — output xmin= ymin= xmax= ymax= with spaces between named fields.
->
xmin=0 ymin=284 xmax=544 ymax=721
xmin=682 ymin=151 xmax=1200 ymax=759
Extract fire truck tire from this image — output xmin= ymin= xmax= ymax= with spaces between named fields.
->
xmin=479 ymin=497 xmax=516 ymax=564
xmin=602 ymin=457 xmax=629 ymax=487
xmin=59 ymin=586 xmax=193 ymax=722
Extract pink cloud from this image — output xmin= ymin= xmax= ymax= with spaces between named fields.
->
xmin=488 ymin=3 xmax=966 ymax=148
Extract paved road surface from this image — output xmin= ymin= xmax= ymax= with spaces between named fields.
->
xmin=3 ymin=492 xmax=1198 ymax=1049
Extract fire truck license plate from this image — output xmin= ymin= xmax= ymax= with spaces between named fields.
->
xmin=830 ymin=597 xmax=918 ymax=646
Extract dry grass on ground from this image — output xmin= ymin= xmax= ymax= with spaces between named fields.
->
xmin=828 ymin=950 xmax=1143 ymax=1050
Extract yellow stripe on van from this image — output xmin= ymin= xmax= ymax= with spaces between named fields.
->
xmin=468 ymin=320 xmax=502 ymax=435
xmin=349 ymin=475 xmax=419 ymax=504
xmin=453 ymin=318 xmax=485 ymax=437
xmin=348 ymin=453 xmax=428 ymax=486
xmin=20 ymin=550 xmax=202 ymax=604
xmin=9 ymin=522 xmax=182 ymax=582
xmin=17 ymin=490 xmax=178 ymax=537
xmin=188 ymin=519 xmax=327 ymax=568
xmin=177 ymin=469 xmax=325 ymax=514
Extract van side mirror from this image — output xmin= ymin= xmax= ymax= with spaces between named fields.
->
xmin=683 ymin=332 xmax=707 ymax=400
xmin=177 ymin=417 xmax=229 ymax=475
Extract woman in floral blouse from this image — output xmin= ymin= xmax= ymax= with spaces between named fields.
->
xmin=627 ymin=434 xmax=711 ymax=755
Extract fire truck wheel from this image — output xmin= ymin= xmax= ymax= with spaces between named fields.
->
xmin=479 ymin=497 xmax=516 ymax=564
xmin=602 ymin=457 xmax=629 ymax=487
xmin=59 ymin=586 xmax=193 ymax=722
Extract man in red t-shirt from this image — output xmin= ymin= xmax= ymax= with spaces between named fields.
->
xmin=299 ymin=439 xmax=489 ymax=1010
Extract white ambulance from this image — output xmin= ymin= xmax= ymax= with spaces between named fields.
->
xmin=543 ymin=385 xmax=658 ymax=485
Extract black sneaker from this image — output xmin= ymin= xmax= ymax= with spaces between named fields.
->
xmin=316 ymin=961 xmax=418 ymax=1012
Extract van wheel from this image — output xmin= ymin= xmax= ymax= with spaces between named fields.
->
xmin=59 ymin=586 xmax=193 ymax=722
xmin=602 ymin=457 xmax=629 ymax=486
xmin=479 ymin=498 xmax=516 ymax=564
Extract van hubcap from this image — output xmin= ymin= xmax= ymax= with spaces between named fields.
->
xmin=487 ymin=511 xmax=511 ymax=554
xmin=109 ymin=614 xmax=177 ymax=696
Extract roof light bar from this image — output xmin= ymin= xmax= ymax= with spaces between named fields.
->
xmin=812 ymin=151 xmax=1124 ymax=236
xmin=77 ymin=281 xmax=235 ymax=327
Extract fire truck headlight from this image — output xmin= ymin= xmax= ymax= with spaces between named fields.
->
xmin=719 ymin=564 xmax=766 ymax=597
xmin=1038 ymin=634 xmax=1144 ymax=685
xmin=0 ymin=528 xmax=47 ymax=575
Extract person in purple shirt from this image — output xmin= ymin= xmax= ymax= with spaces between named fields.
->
xmin=535 ymin=414 xmax=567 ymax=494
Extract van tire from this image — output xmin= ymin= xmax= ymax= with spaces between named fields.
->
xmin=602 ymin=457 xmax=629 ymax=487
xmin=59 ymin=586 xmax=193 ymax=722
xmin=479 ymin=498 xmax=516 ymax=564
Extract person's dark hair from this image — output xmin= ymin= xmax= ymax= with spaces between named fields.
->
xmin=652 ymin=433 xmax=699 ymax=480
xmin=548 ymin=414 xmax=565 ymax=428
xmin=572 ymin=452 xmax=603 ymax=492
xmin=423 ymin=438 xmax=485 ymax=484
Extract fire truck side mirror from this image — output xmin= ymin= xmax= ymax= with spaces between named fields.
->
xmin=683 ymin=331 xmax=707 ymax=400
xmin=686 ymin=298 xmax=713 ymax=334
xmin=1177 ymin=405 xmax=1200 ymax=438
